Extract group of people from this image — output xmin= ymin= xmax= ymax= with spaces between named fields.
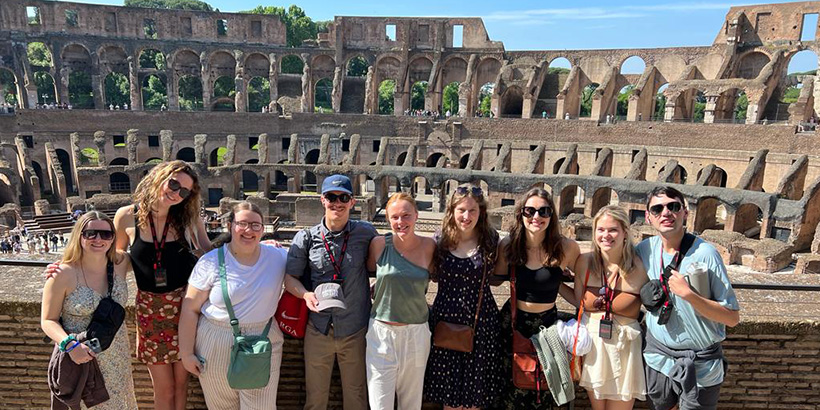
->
xmin=1 ymin=101 xmax=15 ymax=114
xmin=34 ymin=102 xmax=72 ymax=110
xmin=108 ymin=103 xmax=130 ymax=111
xmin=1 ymin=229 xmax=64 ymax=255
xmin=39 ymin=160 xmax=740 ymax=410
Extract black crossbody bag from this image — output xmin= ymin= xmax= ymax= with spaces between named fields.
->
xmin=78 ymin=261 xmax=126 ymax=352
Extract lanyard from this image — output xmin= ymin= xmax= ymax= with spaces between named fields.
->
xmin=601 ymin=270 xmax=620 ymax=320
xmin=321 ymin=229 xmax=349 ymax=281
xmin=148 ymin=213 xmax=170 ymax=271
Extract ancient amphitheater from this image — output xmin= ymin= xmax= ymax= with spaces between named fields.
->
xmin=1 ymin=0 xmax=819 ymax=408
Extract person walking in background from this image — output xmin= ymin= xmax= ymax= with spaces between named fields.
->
xmin=575 ymin=205 xmax=648 ymax=409
xmin=425 ymin=185 xmax=504 ymax=410
xmin=179 ymin=201 xmax=288 ymax=409
xmin=365 ymin=193 xmax=436 ymax=410
xmin=283 ymin=174 xmax=377 ymax=410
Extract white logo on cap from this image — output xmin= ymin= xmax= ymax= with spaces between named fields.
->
xmin=332 ymin=180 xmax=342 ymax=186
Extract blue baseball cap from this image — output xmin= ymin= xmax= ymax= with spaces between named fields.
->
xmin=321 ymin=174 xmax=353 ymax=195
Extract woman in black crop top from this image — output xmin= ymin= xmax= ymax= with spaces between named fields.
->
xmin=113 ymin=160 xmax=212 ymax=410
xmin=492 ymin=188 xmax=581 ymax=409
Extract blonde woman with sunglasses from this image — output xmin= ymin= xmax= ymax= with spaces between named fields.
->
xmin=41 ymin=212 xmax=138 ymax=409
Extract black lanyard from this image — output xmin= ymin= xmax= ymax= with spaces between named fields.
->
xmin=602 ymin=270 xmax=620 ymax=320
xmin=148 ymin=213 xmax=170 ymax=271
xmin=657 ymin=249 xmax=681 ymax=310
xmin=321 ymin=229 xmax=349 ymax=281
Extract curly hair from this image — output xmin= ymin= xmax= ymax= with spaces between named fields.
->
xmin=133 ymin=160 xmax=201 ymax=246
xmin=505 ymin=188 xmax=564 ymax=267
xmin=433 ymin=184 xmax=498 ymax=280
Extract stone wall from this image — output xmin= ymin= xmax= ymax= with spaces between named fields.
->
xmin=0 ymin=297 xmax=817 ymax=409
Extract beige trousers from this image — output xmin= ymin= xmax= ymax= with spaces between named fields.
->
xmin=195 ymin=316 xmax=284 ymax=410
xmin=303 ymin=324 xmax=368 ymax=410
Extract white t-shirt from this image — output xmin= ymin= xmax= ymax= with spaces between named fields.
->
xmin=189 ymin=244 xmax=287 ymax=323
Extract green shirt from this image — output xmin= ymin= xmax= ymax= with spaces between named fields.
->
xmin=371 ymin=234 xmax=429 ymax=324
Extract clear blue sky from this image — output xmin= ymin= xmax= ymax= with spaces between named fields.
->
xmin=68 ymin=0 xmax=818 ymax=72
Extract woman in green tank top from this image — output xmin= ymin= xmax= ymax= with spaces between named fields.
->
xmin=365 ymin=193 xmax=436 ymax=410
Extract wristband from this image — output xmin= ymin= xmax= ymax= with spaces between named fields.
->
xmin=64 ymin=340 xmax=81 ymax=353
xmin=59 ymin=334 xmax=77 ymax=352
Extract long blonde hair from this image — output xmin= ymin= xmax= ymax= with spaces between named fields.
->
xmin=590 ymin=205 xmax=636 ymax=277
xmin=133 ymin=160 xmax=201 ymax=244
xmin=62 ymin=211 xmax=118 ymax=265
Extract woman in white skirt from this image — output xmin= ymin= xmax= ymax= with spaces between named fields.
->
xmin=574 ymin=205 xmax=648 ymax=410
xmin=179 ymin=201 xmax=287 ymax=409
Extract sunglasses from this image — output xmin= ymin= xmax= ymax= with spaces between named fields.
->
xmin=522 ymin=206 xmax=552 ymax=218
xmin=456 ymin=186 xmax=483 ymax=197
xmin=324 ymin=193 xmax=351 ymax=203
xmin=234 ymin=221 xmax=264 ymax=232
xmin=649 ymin=201 xmax=683 ymax=216
xmin=81 ymin=229 xmax=115 ymax=240
xmin=167 ymin=178 xmax=191 ymax=199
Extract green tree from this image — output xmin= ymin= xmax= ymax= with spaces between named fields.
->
xmin=0 ymin=70 xmax=18 ymax=105
xmin=248 ymin=77 xmax=270 ymax=112
xmin=616 ymin=85 xmax=634 ymax=117
xmin=34 ymin=72 xmax=55 ymax=104
xmin=68 ymin=71 xmax=94 ymax=108
xmin=314 ymin=78 xmax=332 ymax=111
xmin=244 ymin=5 xmax=329 ymax=47
xmin=124 ymin=0 xmax=213 ymax=11
xmin=442 ymin=82 xmax=459 ymax=115
xmin=781 ymin=86 xmax=801 ymax=103
xmin=580 ymin=83 xmax=598 ymax=117
xmin=411 ymin=81 xmax=427 ymax=110
xmin=378 ymin=80 xmax=395 ymax=115
xmin=104 ymin=72 xmax=130 ymax=106
xmin=347 ymin=56 xmax=369 ymax=77
xmin=654 ymin=94 xmax=667 ymax=120
xmin=27 ymin=42 xmax=52 ymax=68
xmin=478 ymin=82 xmax=494 ymax=116
xmin=734 ymin=92 xmax=748 ymax=122
xmin=139 ymin=49 xmax=166 ymax=70
xmin=142 ymin=75 xmax=167 ymax=110
xmin=179 ymin=75 xmax=203 ymax=111
xmin=80 ymin=148 xmax=99 ymax=166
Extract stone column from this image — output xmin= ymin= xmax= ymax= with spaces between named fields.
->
xmin=200 ymin=52 xmax=211 ymax=111
xmin=461 ymin=54 xmax=477 ymax=116
xmin=167 ymin=68 xmax=179 ymax=111
xmin=331 ymin=66 xmax=343 ymax=113
xmin=128 ymin=56 xmax=142 ymax=110
xmin=160 ymin=130 xmax=173 ymax=161
xmin=234 ymin=52 xmax=246 ymax=113
xmin=258 ymin=133 xmax=270 ymax=198
xmin=69 ymin=133 xmax=82 ymax=169
xmin=300 ymin=53 xmax=312 ymax=113
xmin=94 ymin=131 xmax=106 ymax=166
xmin=194 ymin=134 xmax=208 ymax=166
xmin=126 ymin=129 xmax=139 ymax=164
xmin=364 ymin=66 xmax=375 ymax=114
xmin=92 ymin=74 xmax=105 ymax=109
xmin=268 ymin=53 xmax=278 ymax=109
xmin=58 ymin=67 xmax=70 ymax=105
xmin=224 ymin=135 xmax=236 ymax=166
xmin=703 ymin=95 xmax=718 ymax=124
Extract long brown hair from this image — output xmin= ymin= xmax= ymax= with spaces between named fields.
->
xmin=434 ymin=184 xmax=498 ymax=279
xmin=62 ymin=211 xmax=118 ymax=265
xmin=590 ymin=205 xmax=636 ymax=277
xmin=506 ymin=188 xmax=564 ymax=267
xmin=133 ymin=160 xmax=201 ymax=245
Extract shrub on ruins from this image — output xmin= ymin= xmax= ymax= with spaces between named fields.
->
xmin=124 ymin=0 xmax=213 ymax=11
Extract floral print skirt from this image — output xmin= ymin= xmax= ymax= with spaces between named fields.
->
xmin=136 ymin=287 xmax=185 ymax=364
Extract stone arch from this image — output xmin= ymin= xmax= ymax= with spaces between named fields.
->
xmin=553 ymin=158 xmax=565 ymax=174
xmin=411 ymin=80 xmax=428 ymax=110
xmin=141 ymin=73 xmax=167 ymax=110
xmin=408 ymin=56 xmax=433 ymax=85
xmin=210 ymin=147 xmax=227 ymax=167
xmin=714 ymin=87 xmax=748 ymax=123
xmin=303 ymin=148 xmax=320 ymax=189
xmin=145 ymin=158 xmax=162 ymax=164
xmin=697 ymin=166 xmax=728 ymax=187
xmin=273 ymin=169 xmax=288 ymax=190
xmin=441 ymin=56 xmax=468 ymax=86
xmin=652 ymin=83 xmax=669 ymax=120
xmin=109 ymin=157 xmax=128 ymax=166
xmin=536 ymin=57 xmax=572 ymax=118
xmin=30 ymin=161 xmax=46 ymax=194
xmin=178 ymin=75 xmax=204 ymax=111
xmin=733 ymin=202 xmax=763 ymax=238
xmin=277 ymin=54 xmax=303 ymax=112
xmin=68 ymin=70 xmax=94 ymax=109
xmin=459 ymin=154 xmax=470 ymax=169
xmin=618 ymin=55 xmax=646 ymax=75
xmin=671 ymin=88 xmax=706 ymax=122
xmin=342 ymin=55 xmax=370 ymax=113
xmin=109 ymin=172 xmax=130 ymax=193
xmin=55 ymin=148 xmax=74 ymax=194
xmin=442 ymin=81 xmax=460 ymax=115
xmin=208 ymin=50 xmax=236 ymax=77
xmin=280 ymin=54 xmax=304 ymax=75
xmin=103 ymin=72 xmax=129 ymax=107
xmin=500 ymin=85 xmax=524 ymax=117
xmin=242 ymin=169 xmax=259 ymax=192
xmin=693 ymin=196 xmax=725 ymax=233
xmin=172 ymin=49 xmax=201 ymax=76
xmin=559 ymin=184 xmax=586 ymax=217
xmin=311 ymin=55 xmax=335 ymax=79
xmin=735 ymin=51 xmax=770 ymax=79
xmin=376 ymin=56 xmax=402 ymax=84
xmin=98 ymin=45 xmax=129 ymax=75
xmin=314 ymin=78 xmax=332 ymax=111
xmin=579 ymin=83 xmax=600 ymax=118
xmin=61 ymin=43 xmax=92 ymax=71
xmin=346 ymin=55 xmax=370 ymax=77
xmin=658 ymin=163 xmax=688 ymax=184
xmin=244 ymin=53 xmax=270 ymax=79
xmin=33 ymin=71 xmax=57 ymax=105
xmin=475 ymin=57 xmax=502 ymax=92
xmin=589 ymin=186 xmax=619 ymax=216
xmin=395 ymin=151 xmax=408 ymax=166
xmin=176 ymin=147 xmax=195 ymax=162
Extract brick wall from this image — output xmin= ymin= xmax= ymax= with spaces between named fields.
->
xmin=1 ymin=299 xmax=818 ymax=409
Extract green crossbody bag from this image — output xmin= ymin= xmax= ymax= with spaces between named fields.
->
xmin=218 ymin=246 xmax=273 ymax=390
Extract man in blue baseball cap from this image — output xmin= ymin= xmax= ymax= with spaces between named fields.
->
xmin=284 ymin=174 xmax=377 ymax=410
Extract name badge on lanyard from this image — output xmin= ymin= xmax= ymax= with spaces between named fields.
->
xmin=149 ymin=213 xmax=170 ymax=287
xmin=598 ymin=270 xmax=620 ymax=340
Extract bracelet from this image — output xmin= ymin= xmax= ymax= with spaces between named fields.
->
xmin=59 ymin=334 xmax=77 ymax=352
xmin=64 ymin=340 xmax=81 ymax=353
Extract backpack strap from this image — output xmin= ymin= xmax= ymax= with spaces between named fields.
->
xmin=218 ymin=246 xmax=241 ymax=337
xmin=106 ymin=261 xmax=115 ymax=298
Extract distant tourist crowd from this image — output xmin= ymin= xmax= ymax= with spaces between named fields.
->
xmin=39 ymin=160 xmax=739 ymax=410
xmin=1 ymin=227 xmax=65 ymax=255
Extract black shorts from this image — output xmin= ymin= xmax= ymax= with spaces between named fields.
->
xmin=645 ymin=365 xmax=721 ymax=410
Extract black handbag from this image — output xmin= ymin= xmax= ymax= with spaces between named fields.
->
xmin=78 ymin=261 xmax=126 ymax=352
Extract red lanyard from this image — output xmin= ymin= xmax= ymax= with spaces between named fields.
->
xmin=602 ymin=270 xmax=620 ymax=320
xmin=148 ymin=213 xmax=170 ymax=271
xmin=321 ymin=229 xmax=349 ymax=281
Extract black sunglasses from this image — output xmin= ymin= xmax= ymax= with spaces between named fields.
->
xmin=649 ymin=201 xmax=683 ymax=216
xmin=81 ymin=229 xmax=115 ymax=240
xmin=324 ymin=193 xmax=351 ymax=203
xmin=456 ymin=186 xmax=483 ymax=197
xmin=522 ymin=206 xmax=552 ymax=218
xmin=168 ymin=178 xmax=191 ymax=199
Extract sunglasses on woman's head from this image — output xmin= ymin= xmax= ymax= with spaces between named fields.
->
xmin=455 ymin=186 xmax=483 ymax=197
xmin=167 ymin=178 xmax=191 ymax=199
xmin=522 ymin=206 xmax=552 ymax=218
xmin=81 ymin=229 xmax=115 ymax=240
xmin=648 ymin=201 xmax=683 ymax=216
xmin=324 ymin=193 xmax=351 ymax=203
